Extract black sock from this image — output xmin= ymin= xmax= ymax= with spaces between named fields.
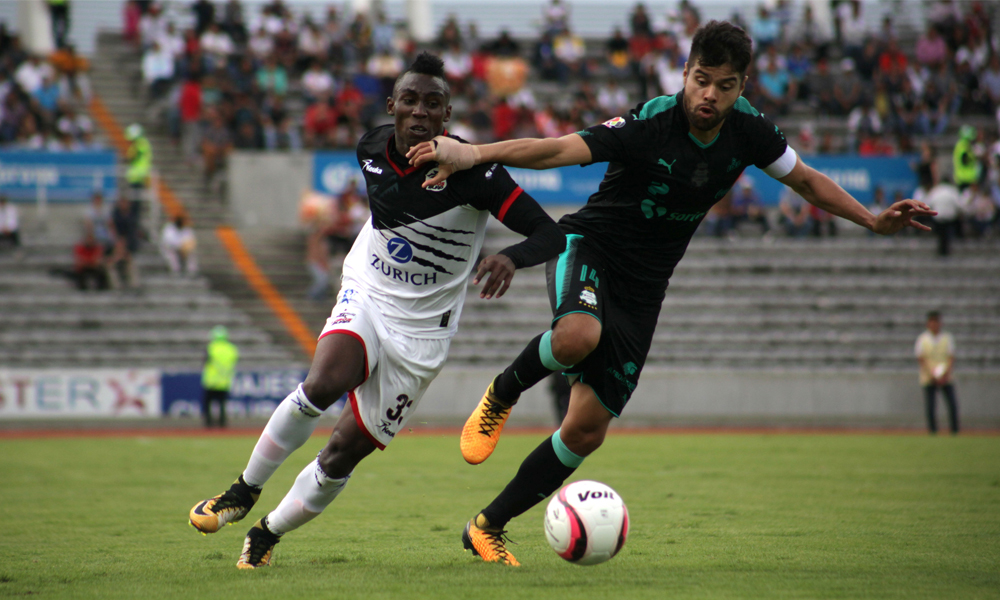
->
xmin=493 ymin=333 xmax=554 ymax=403
xmin=236 ymin=474 xmax=263 ymax=494
xmin=480 ymin=435 xmax=577 ymax=528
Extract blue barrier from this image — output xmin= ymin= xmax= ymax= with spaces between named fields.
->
xmin=315 ymin=151 xmax=919 ymax=208
xmin=0 ymin=150 xmax=118 ymax=202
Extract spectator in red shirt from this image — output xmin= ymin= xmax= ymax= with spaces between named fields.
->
xmin=179 ymin=75 xmax=202 ymax=164
xmin=73 ymin=225 xmax=109 ymax=291
xmin=491 ymin=98 xmax=517 ymax=140
xmin=303 ymin=94 xmax=339 ymax=149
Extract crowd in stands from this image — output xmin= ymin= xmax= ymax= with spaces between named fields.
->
xmin=0 ymin=22 xmax=98 ymax=151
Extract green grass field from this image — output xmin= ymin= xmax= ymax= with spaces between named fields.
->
xmin=1 ymin=431 xmax=998 ymax=599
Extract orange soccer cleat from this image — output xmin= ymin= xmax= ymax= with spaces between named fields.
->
xmin=462 ymin=514 xmax=520 ymax=567
xmin=189 ymin=477 xmax=260 ymax=534
xmin=236 ymin=519 xmax=280 ymax=569
xmin=460 ymin=382 xmax=516 ymax=465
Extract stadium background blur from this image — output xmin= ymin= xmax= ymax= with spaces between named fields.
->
xmin=0 ymin=0 xmax=998 ymax=429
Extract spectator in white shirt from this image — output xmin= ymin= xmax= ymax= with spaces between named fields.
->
xmin=200 ymin=22 xmax=235 ymax=70
xmin=142 ymin=41 xmax=175 ymax=98
xmin=301 ymin=60 xmax=335 ymax=102
xmin=15 ymin=56 xmax=54 ymax=94
xmin=160 ymin=215 xmax=198 ymax=276
xmin=924 ymin=175 xmax=963 ymax=256
xmin=0 ymin=195 xmax=19 ymax=251
xmin=596 ymin=78 xmax=629 ymax=117
xmin=248 ymin=26 xmax=274 ymax=60
xmin=158 ymin=22 xmax=186 ymax=62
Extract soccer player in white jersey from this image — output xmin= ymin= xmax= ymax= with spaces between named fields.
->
xmin=188 ymin=53 xmax=565 ymax=569
xmin=408 ymin=21 xmax=937 ymax=565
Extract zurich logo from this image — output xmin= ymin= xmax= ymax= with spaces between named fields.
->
xmin=386 ymin=237 xmax=413 ymax=263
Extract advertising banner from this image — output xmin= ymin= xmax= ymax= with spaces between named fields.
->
xmin=161 ymin=369 xmax=342 ymax=419
xmin=0 ymin=369 xmax=161 ymax=419
xmin=746 ymin=155 xmax=918 ymax=206
xmin=0 ymin=150 xmax=118 ymax=202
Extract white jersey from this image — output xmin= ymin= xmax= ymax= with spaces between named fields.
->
xmin=342 ymin=207 xmax=488 ymax=339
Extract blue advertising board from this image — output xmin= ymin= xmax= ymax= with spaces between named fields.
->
xmin=161 ymin=369 xmax=345 ymax=419
xmin=0 ymin=150 xmax=118 ymax=202
xmin=315 ymin=151 xmax=919 ymax=208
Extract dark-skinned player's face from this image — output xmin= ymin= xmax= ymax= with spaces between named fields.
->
xmin=681 ymin=59 xmax=746 ymax=132
xmin=387 ymin=72 xmax=451 ymax=152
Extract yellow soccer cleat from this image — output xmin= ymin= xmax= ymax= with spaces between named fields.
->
xmin=460 ymin=382 xmax=516 ymax=465
xmin=236 ymin=518 xmax=281 ymax=569
xmin=189 ymin=477 xmax=260 ymax=534
xmin=462 ymin=514 xmax=520 ymax=567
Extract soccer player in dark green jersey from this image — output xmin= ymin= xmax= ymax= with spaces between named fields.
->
xmin=407 ymin=21 xmax=935 ymax=566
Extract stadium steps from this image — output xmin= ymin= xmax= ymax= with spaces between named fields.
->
xmin=453 ymin=231 xmax=1000 ymax=371
xmin=89 ymin=31 xmax=317 ymax=361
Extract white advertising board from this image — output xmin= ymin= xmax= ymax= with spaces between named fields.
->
xmin=0 ymin=369 xmax=162 ymax=419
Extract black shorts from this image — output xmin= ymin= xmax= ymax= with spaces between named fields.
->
xmin=545 ymin=233 xmax=660 ymax=417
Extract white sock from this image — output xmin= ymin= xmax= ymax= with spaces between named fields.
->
xmin=242 ymin=384 xmax=323 ymax=487
xmin=266 ymin=459 xmax=351 ymax=535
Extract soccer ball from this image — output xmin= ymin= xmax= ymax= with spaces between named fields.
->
xmin=544 ymin=480 xmax=629 ymax=566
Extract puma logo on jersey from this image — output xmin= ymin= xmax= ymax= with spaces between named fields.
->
xmin=658 ymin=158 xmax=676 ymax=173
xmin=362 ymin=159 xmax=383 ymax=174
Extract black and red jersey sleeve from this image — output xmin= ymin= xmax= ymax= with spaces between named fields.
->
xmin=462 ymin=162 xmax=565 ymax=269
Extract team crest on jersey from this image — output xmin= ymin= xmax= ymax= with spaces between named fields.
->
xmin=424 ymin=168 xmax=447 ymax=192
xmin=602 ymin=116 xmax=626 ymax=129
xmin=579 ymin=287 xmax=598 ymax=308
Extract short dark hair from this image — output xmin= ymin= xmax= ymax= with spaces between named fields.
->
xmin=927 ymin=310 xmax=941 ymax=321
xmin=688 ymin=20 xmax=753 ymax=75
xmin=392 ymin=52 xmax=450 ymax=99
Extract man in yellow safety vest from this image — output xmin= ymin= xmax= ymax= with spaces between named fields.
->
xmin=202 ymin=325 xmax=239 ymax=428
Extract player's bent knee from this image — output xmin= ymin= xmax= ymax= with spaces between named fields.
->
xmin=302 ymin=376 xmax=348 ymax=411
xmin=551 ymin=320 xmax=601 ymax=366
xmin=318 ymin=433 xmax=373 ymax=479
xmin=559 ymin=426 xmax=606 ymax=457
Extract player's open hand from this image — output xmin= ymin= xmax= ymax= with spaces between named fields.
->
xmin=872 ymin=199 xmax=936 ymax=235
xmin=474 ymin=254 xmax=515 ymax=300
xmin=407 ymin=136 xmax=480 ymax=188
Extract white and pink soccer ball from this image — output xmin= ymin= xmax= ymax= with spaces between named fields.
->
xmin=544 ymin=480 xmax=629 ymax=566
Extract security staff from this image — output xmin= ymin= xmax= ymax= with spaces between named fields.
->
xmin=202 ymin=325 xmax=239 ymax=428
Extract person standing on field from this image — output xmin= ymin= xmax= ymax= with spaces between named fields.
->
xmin=202 ymin=325 xmax=239 ymax=428
xmin=915 ymin=311 xmax=958 ymax=435
xmin=408 ymin=20 xmax=937 ymax=566
xmin=187 ymin=53 xmax=565 ymax=569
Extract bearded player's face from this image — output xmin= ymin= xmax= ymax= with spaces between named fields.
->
xmin=681 ymin=60 xmax=746 ymax=132
xmin=388 ymin=73 xmax=452 ymax=150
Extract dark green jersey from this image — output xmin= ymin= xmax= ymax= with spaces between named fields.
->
xmin=562 ymin=91 xmax=788 ymax=301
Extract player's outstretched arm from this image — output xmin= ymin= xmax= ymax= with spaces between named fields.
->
xmin=778 ymin=157 xmax=936 ymax=234
xmin=407 ymin=134 xmax=592 ymax=189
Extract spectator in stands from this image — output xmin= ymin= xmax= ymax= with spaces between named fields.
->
xmin=56 ymin=103 xmax=93 ymax=144
xmin=630 ymin=3 xmax=653 ymax=37
xmin=141 ymin=40 xmax=175 ymax=99
xmin=160 ymin=214 xmax=198 ymax=276
xmin=596 ymin=77 xmax=629 ymax=117
xmin=301 ymin=59 xmax=334 ymax=103
xmin=108 ymin=193 xmax=140 ymax=289
xmin=71 ymin=224 xmax=109 ymax=291
xmin=442 ymin=41 xmax=473 ymax=95
xmin=915 ymin=311 xmax=958 ymax=435
xmin=831 ymin=59 xmax=862 ymax=117
xmin=31 ymin=74 xmax=61 ymax=124
xmin=756 ymin=53 xmax=795 ymax=116
xmin=201 ymin=107 xmax=232 ymax=187
xmin=835 ymin=0 xmax=866 ymax=61
xmin=915 ymin=25 xmax=948 ymax=70
xmin=606 ymin=27 xmax=631 ymax=79
xmin=200 ymin=22 xmax=234 ymax=70
xmin=976 ymin=53 xmax=1000 ymax=115
xmin=0 ymin=195 xmax=19 ymax=252
xmin=750 ymin=5 xmax=781 ymax=52
xmin=847 ymin=100 xmax=881 ymax=151
xmin=729 ymin=177 xmax=770 ymax=237
xmin=543 ymin=0 xmax=570 ymax=36
xmin=248 ymin=25 xmax=274 ymax=59
xmin=924 ymin=173 xmax=962 ymax=256
xmin=368 ymin=48 xmax=405 ymax=98
xmin=303 ymin=93 xmax=338 ymax=149
xmin=256 ymin=54 xmax=288 ymax=97
xmin=139 ymin=3 xmax=167 ymax=51
xmin=297 ymin=18 xmax=329 ymax=69
xmin=553 ymin=26 xmax=587 ymax=83
xmin=963 ymin=181 xmax=995 ymax=238
xmin=201 ymin=325 xmax=239 ymax=428
xmin=191 ymin=0 xmax=215 ymax=36
xmin=15 ymin=56 xmax=52 ymax=96
xmin=650 ymin=37 xmax=684 ymax=96
xmin=125 ymin=123 xmax=152 ymax=208
xmin=857 ymin=131 xmax=895 ymax=157
xmin=807 ymin=57 xmax=837 ymax=116
xmin=789 ymin=3 xmax=831 ymax=56
xmin=85 ymin=191 xmax=114 ymax=254
xmin=178 ymin=74 xmax=202 ymax=164
xmin=263 ymin=113 xmax=301 ymax=150
xmin=810 ymin=205 xmax=837 ymax=237
xmin=221 ymin=0 xmax=247 ymax=46
xmin=779 ymin=188 xmax=811 ymax=238
xmin=49 ymin=44 xmax=91 ymax=102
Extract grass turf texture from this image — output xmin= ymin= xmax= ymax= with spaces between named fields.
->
xmin=0 ymin=432 xmax=998 ymax=599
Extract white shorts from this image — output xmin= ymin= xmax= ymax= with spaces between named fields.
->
xmin=318 ymin=284 xmax=450 ymax=449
